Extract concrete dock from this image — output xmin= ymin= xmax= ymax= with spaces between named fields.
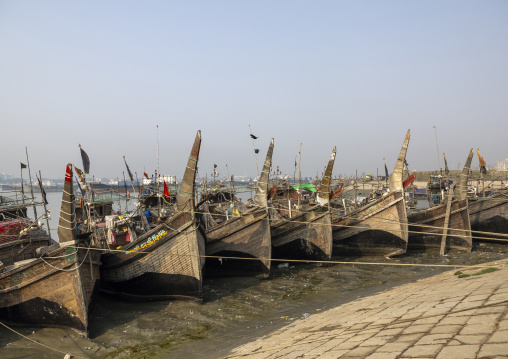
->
xmin=225 ymin=260 xmax=508 ymax=358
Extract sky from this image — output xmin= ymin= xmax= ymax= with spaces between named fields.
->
xmin=1 ymin=1 xmax=507 ymax=181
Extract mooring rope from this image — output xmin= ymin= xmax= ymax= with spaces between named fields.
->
xmin=0 ymin=320 xmax=77 ymax=358
xmin=72 ymin=245 xmax=507 ymax=269
xmin=40 ymin=243 xmax=92 ymax=272
xmin=190 ymin=208 xmax=508 ymax=243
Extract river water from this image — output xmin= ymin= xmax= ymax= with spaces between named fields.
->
xmin=1 ymin=192 xmax=508 ymax=358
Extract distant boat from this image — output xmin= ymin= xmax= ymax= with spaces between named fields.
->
xmin=468 ymin=189 xmax=508 ymax=242
xmin=407 ymin=149 xmax=473 ymax=252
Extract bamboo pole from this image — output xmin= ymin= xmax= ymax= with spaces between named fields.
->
xmin=440 ymin=185 xmax=455 ymax=256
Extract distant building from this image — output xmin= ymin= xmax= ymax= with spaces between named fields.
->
xmin=142 ymin=175 xmax=176 ymax=185
xmin=160 ymin=175 xmax=177 ymax=183
xmin=495 ymin=159 xmax=508 ymax=171
xmin=232 ymin=175 xmax=248 ymax=182
xmin=0 ymin=173 xmax=14 ymax=180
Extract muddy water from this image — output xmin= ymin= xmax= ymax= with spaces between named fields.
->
xmin=1 ymin=242 xmax=507 ymax=359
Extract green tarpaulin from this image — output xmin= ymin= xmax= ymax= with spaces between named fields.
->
xmin=291 ymin=184 xmax=317 ymax=193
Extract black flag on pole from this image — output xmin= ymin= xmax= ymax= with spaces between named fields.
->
xmin=36 ymin=175 xmax=48 ymax=205
xmin=79 ymin=144 xmax=90 ymax=174
xmin=123 ymin=156 xmax=134 ymax=182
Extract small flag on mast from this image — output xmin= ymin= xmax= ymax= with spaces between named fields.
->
xmin=443 ymin=153 xmax=450 ymax=175
xmin=20 ymin=163 xmax=27 ymax=169
xmin=477 ymin=149 xmax=487 ymax=175
xmin=250 ymin=134 xmax=258 ymax=139
xmin=74 ymin=166 xmax=85 ymax=183
xmin=163 ymin=181 xmax=170 ymax=197
xmin=79 ymin=144 xmax=90 ymax=174
xmin=36 ymin=176 xmax=48 ymax=204
xmin=37 ymin=175 xmax=48 ymax=205
xmin=144 ymin=172 xmax=149 ymax=180
xmin=123 ymin=156 xmax=134 ymax=182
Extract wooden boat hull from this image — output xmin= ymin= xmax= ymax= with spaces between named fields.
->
xmin=332 ymin=190 xmax=408 ymax=257
xmin=0 ymin=235 xmax=53 ymax=266
xmin=468 ymin=194 xmax=508 ymax=241
xmin=99 ymin=212 xmax=205 ymax=301
xmin=407 ymin=199 xmax=472 ymax=251
xmin=0 ymin=244 xmax=100 ymax=336
xmin=205 ymin=210 xmax=271 ymax=277
xmin=271 ymin=210 xmax=333 ymax=261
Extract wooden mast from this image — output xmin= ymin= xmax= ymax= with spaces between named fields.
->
xmin=455 ymin=149 xmax=474 ymax=201
xmin=57 ymin=164 xmax=77 ymax=243
xmin=176 ymin=130 xmax=202 ymax=213
xmin=389 ymin=129 xmax=411 ymax=192
xmin=254 ymin=138 xmax=274 ymax=209
xmin=316 ymin=146 xmax=337 ymax=206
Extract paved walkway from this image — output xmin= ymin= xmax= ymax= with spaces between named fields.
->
xmin=225 ymin=260 xmax=508 ymax=358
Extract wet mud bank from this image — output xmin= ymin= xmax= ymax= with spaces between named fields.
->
xmin=0 ymin=242 xmax=507 ymax=359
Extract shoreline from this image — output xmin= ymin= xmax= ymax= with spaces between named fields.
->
xmin=2 ymin=242 xmax=507 ymax=358
xmin=223 ymin=258 xmax=508 ymax=359
xmin=165 ymin=265 xmax=454 ymax=359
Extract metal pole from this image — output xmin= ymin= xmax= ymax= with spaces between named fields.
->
xmin=20 ymin=164 xmax=24 ymax=202
xmin=25 ymin=147 xmax=37 ymax=218
xmin=297 ymin=142 xmax=302 ymax=212
xmin=354 ymin=169 xmax=358 ymax=208
xmin=122 ymin=171 xmax=128 ymax=214
xmin=433 ymin=126 xmax=441 ymax=171
xmin=433 ymin=125 xmax=442 ymax=195
xmin=156 ymin=125 xmax=162 ymax=217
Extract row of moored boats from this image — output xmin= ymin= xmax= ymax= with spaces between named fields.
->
xmin=1 ymin=129 xmax=507 ymax=336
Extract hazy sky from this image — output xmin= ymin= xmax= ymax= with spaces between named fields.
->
xmin=1 ymin=1 xmax=507 ymax=181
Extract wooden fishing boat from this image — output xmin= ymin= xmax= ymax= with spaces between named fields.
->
xmin=201 ymin=139 xmax=273 ymax=277
xmin=0 ymin=164 xmax=100 ymax=336
xmin=99 ymin=131 xmax=206 ymax=301
xmin=407 ymin=149 xmax=473 ymax=252
xmin=468 ymin=191 xmax=508 ymax=242
xmin=271 ymin=207 xmax=332 ymax=260
xmin=332 ymin=130 xmax=410 ymax=257
xmin=0 ymin=193 xmax=53 ymax=265
xmin=270 ymin=147 xmax=336 ymax=261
